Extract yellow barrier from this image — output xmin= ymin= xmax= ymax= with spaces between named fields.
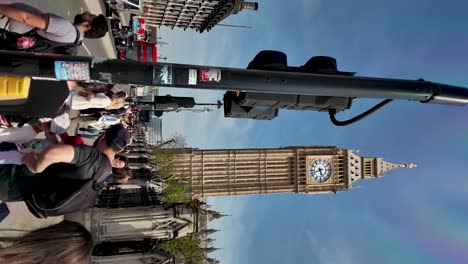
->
xmin=0 ymin=75 xmax=31 ymax=101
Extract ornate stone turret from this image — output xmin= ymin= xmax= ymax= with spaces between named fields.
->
xmin=232 ymin=1 xmax=259 ymax=14
xmin=242 ymin=2 xmax=259 ymax=10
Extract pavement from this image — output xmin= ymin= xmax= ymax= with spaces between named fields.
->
xmin=83 ymin=0 xmax=118 ymax=58
xmin=0 ymin=0 xmax=117 ymax=58
xmin=39 ymin=0 xmax=117 ymax=58
xmin=0 ymin=0 xmax=116 ymax=236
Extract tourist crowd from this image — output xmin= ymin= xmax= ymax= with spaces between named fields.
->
xmin=0 ymin=3 xmax=138 ymax=263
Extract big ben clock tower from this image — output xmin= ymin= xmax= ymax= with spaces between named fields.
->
xmin=171 ymin=146 xmax=416 ymax=198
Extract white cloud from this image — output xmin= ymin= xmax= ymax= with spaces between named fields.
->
xmin=159 ymin=88 xmax=254 ymax=148
xmin=306 ymin=230 xmax=355 ymax=264
xmin=158 ymin=25 xmax=255 ymax=149
xmin=299 ymin=0 xmax=322 ymax=22
xmin=206 ymin=196 xmax=252 ymax=264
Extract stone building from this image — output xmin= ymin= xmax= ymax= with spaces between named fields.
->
xmin=139 ymin=0 xmax=258 ymax=32
xmin=172 ymin=146 xmax=416 ymax=198
xmin=85 ymin=193 xmax=222 ymax=264
xmin=65 ymin=124 xmax=222 ymax=263
xmin=68 ymin=184 xmax=221 ymax=263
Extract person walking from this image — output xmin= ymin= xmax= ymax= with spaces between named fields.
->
xmin=0 ymin=2 xmax=108 ymax=55
xmin=0 ymin=124 xmax=131 ymax=217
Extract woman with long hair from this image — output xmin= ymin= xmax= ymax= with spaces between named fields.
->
xmin=0 ymin=82 xmax=114 ymax=128
xmin=104 ymin=91 xmax=127 ymax=110
xmin=68 ymin=81 xmax=115 ymax=111
xmin=0 ymin=220 xmax=93 ymax=264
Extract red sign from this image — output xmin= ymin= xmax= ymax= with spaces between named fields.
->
xmin=199 ymin=68 xmax=222 ymax=82
xmin=143 ymin=6 xmax=149 ymax=13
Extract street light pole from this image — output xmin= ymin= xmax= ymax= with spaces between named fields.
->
xmin=1 ymin=51 xmax=468 ymax=106
xmin=194 ymin=100 xmax=223 ymax=108
xmin=176 ymin=107 xmax=212 ymax=113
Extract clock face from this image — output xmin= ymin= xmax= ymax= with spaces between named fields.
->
xmin=309 ymin=159 xmax=332 ymax=183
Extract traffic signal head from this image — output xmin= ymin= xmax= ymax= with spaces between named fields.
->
xmin=224 ymin=91 xmax=278 ymax=120
xmin=247 ymin=50 xmax=288 ymax=70
xmin=223 ymin=91 xmax=352 ymax=121
xmin=223 ymin=51 xmax=354 ymax=121
xmin=303 ymin=56 xmax=355 ymax=76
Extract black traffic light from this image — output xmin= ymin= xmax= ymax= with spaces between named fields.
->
xmin=224 ymin=91 xmax=279 ymax=120
xmin=153 ymin=95 xmax=196 ymax=110
xmin=224 ymin=51 xmax=353 ymax=121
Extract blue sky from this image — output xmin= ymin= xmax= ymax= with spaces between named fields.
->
xmin=158 ymin=1 xmax=468 ymax=263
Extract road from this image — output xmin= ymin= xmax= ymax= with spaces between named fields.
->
xmin=9 ymin=0 xmax=117 ymax=57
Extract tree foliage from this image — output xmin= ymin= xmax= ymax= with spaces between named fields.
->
xmin=161 ymin=176 xmax=190 ymax=204
xmin=160 ymin=235 xmax=205 ymax=264
xmin=152 ymin=133 xmax=187 ymax=179
xmin=162 ymin=133 xmax=186 ymax=148
xmin=152 ymin=134 xmax=191 ymax=203
xmin=151 ymin=146 xmax=175 ymax=180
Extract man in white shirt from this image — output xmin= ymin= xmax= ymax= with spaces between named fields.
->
xmin=0 ymin=2 xmax=108 ymax=54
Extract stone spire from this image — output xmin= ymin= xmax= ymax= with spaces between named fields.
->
xmin=200 ymin=229 xmax=219 ymax=235
xmin=206 ymin=258 xmax=221 ymax=264
xmin=205 ymin=238 xmax=216 ymax=243
xmin=205 ymin=210 xmax=226 ymax=223
xmin=347 ymin=150 xmax=416 ymax=187
xmin=375 ymin=158 xmax=417 ymax=176
xmin=202 ymin=247 xmax=220 ymax=253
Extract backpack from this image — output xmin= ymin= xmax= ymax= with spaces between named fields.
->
xmin=23 ymin=163 xmax=110 ymax=218
xmin=0 ymin=25 xmax=82 ymax=55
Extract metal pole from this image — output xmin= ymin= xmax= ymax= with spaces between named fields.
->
xmin=217 ymin=24 xmax=252 ymax=29
xmin=1 ymin=51 xmax=468 ymax=105
xmin=195 ymin=103 xmax=222 ymax=106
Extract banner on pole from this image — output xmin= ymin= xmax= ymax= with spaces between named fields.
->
xmin=54 ymin=61 xmax=90 ymax=81
xmin=153 ymin=65 xmax=173 ymax=85
xmin=199 ymin=68 xmax=221 ymax=82
xmin=188 ymin=69 xmax=197 ymax=85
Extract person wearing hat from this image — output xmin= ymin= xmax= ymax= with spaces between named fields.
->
xmin=0 ymin=124 xmax=131 ymax=203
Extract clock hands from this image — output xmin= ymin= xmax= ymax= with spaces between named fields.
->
xmin=310 ymin=159 xmax=332 ymax=183
xmin=313 ymin=167 xmax=324 ymax=177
